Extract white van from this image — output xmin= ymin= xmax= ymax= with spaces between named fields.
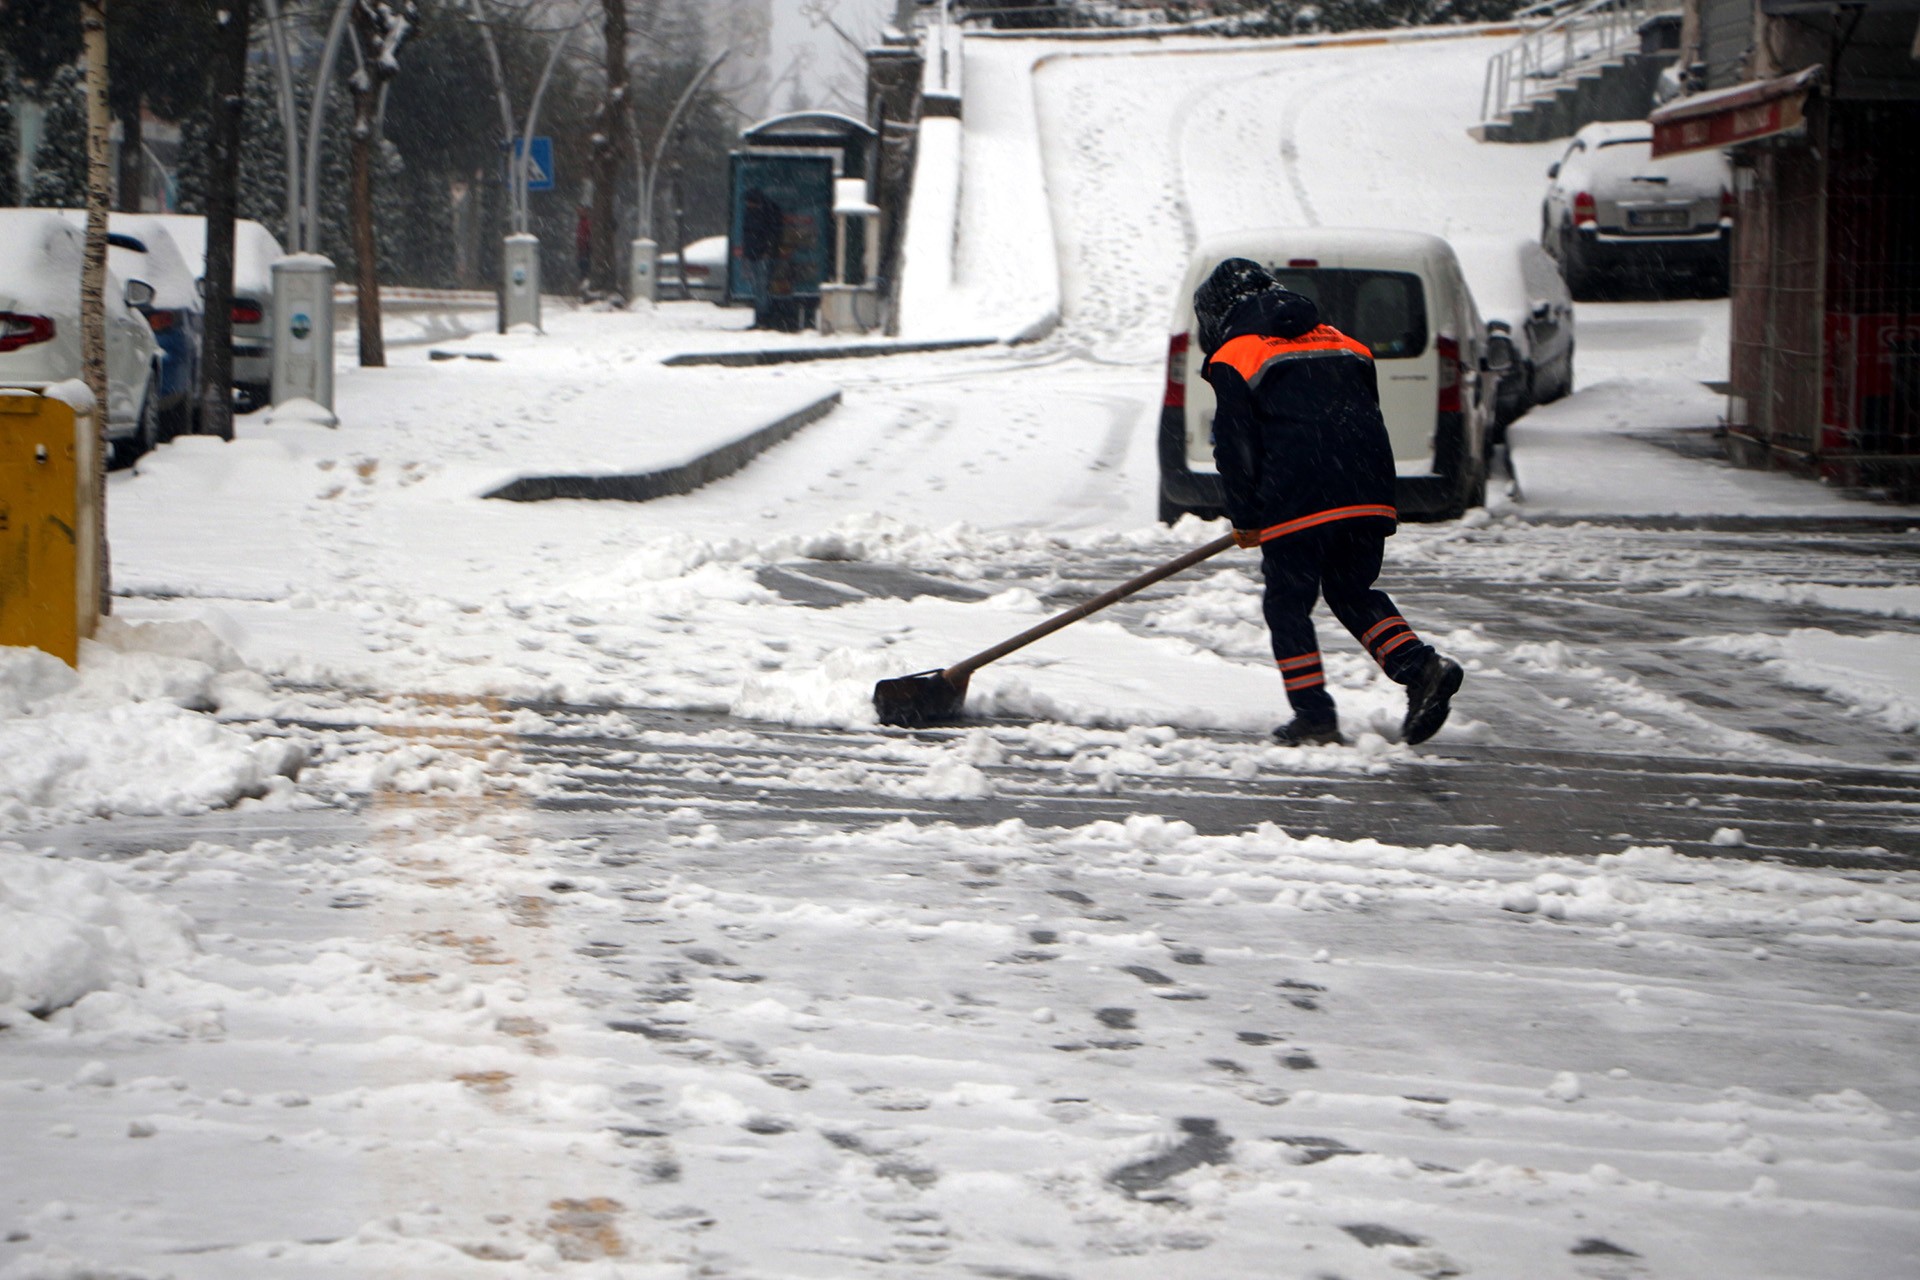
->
xmin=1159 ymin=228 xmax=1502 ymax=523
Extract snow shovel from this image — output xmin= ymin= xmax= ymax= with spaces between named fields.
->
xmin=872 ymin=533 xmax=1239 ymax=728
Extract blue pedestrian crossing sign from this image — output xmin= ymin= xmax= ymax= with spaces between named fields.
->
xmin=510 ymin=136 xmax=555 ymax=192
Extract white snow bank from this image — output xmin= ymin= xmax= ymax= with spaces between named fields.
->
xmin=1691 ymin=629 xmax=1920 ymax=733
xmin=0 ymin=619 xmax=301 ymax=831
xmin=0 ymin=847 xmax=196 ymax=1020
xmin=1666 ymin=580 xmax=1920 ymax=620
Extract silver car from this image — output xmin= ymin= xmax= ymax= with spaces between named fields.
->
xmin=1455 ymin=235 xmax=1576 ymax=433
xmin=1541 ymin=121 xmax=1732 ymax=299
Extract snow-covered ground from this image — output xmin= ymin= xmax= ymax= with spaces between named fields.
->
xmin=3 ymin=24 xmax=1918 ymax=1280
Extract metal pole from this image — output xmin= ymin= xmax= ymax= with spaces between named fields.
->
xmin=261 ymin=0 xmax=302 ymax=250
xmin=516 ymin=0 xmax=592 ymax=234
xmin=637 ymin=47 xmax=729 ymax=243
xmin=466 ymin=0 xmax=518 ymax=195
xmin=302 ymin=0 xmax=358 ymax=253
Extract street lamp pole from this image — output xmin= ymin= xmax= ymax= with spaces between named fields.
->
xmin=498 ymin=0 xmax=593 ymax=331
xmin=630 ymin=47 xmax=729 ymax=305
xmin=260 ymin=0 xmax=301 ymax=252
xmin=260 ymin=0 xmax=358 ymax=417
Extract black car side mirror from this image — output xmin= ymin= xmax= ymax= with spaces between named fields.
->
xmin=124 ymin=278 xmax=156 ymax=308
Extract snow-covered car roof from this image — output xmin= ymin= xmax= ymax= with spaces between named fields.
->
xmin=0 ymin=209 xmax=90 ymax=316
xmin=1450 ymin=235 xmax=1568 ymax=334
xmin=53 ymin=210 xmax=202 ymax=311
xmin=131 ymin=214 xmax=286 ymax=296
xmin=1567 ymin=125 xmax=1731 ymax=194
xmin=661 ymin=235 xmax=726 ymax=267
xmin=1174 ymin=227 xmax=1461 ymax=323
xmin=102 ymin=213 xmax=203 ymax=311
xmin=1573 ymin=120 xmax=1656 ymax=147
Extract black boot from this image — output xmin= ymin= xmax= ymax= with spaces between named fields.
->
xmin=1273 ymin=715 xmax=1344 ymax=747
xmin=1402 ymin=652 xmax=1463 ymax=745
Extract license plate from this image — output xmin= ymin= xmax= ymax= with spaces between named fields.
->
xmin=1628 ymin=208 xmax=1691 ymax=230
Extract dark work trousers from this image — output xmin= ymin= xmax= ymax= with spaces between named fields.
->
xmin=1260 ymin=522 xmax=1434 ymax=721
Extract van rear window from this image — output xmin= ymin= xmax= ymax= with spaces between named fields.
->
xmin=1264 ymin=268 xmax=1428 ymax=359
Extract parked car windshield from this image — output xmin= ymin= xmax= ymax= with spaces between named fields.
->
xmin=1266 ymin=267 xmax=1429 ymax=359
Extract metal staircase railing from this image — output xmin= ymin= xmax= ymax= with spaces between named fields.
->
xmin=1480 ymin=0 xmax=1674 ymax=125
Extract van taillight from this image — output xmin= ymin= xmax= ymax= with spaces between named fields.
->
xmin=1719 ymin=188 xmax=1735 ymax=223
xmin=1287 ymin=258 xmax=1318 ymax=268
xmin=1164 ymin=332 xmax=1189 ymax=409
xmin=1573 ymin=191 xmax=1597 ymax=226
xmin=1436 ymin=335 xmax=1462 ymax=414
xmin=232 ymin=301 xmax=263 ymax=324
xmin=145 ymin=309 xmax=176 ymax=333
xmin=0 ymin=312 xmax=56 ymax=352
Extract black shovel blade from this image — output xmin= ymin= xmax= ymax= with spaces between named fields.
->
xmin=872 ymin=669 xmax=970 ymax=728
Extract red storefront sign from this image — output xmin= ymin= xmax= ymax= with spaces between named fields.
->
xmin=1650 ymin=66 xmax=1821 ymax=158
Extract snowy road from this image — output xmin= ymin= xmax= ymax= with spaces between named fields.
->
xmin=6 ymin=24 xmax=1920 ymax=1280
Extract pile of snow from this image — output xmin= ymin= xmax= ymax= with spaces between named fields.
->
xmin=0 ymin=619 xmax=301 ymax=831
xmin=0 ymin=849 xmax=196 ymax=1022
xmin=1692 ymin=628 xmax=1920 ymax=733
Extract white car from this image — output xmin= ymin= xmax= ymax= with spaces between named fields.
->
xmin=137 ymin=213 xmax=285 ymax=410
xmin=0 ymin=208 xmax=163 ymax=466
xmin=1541 ymin=121 xmax=1732 ymax=298
xmin=657 ymin=235 xmax=727 ymax=304
xmin=1160 ymin=228 xmax=1505 ymax=523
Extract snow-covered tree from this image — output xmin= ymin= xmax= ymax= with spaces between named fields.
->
xmin=27 ymin=65 xmax=87 ymax=207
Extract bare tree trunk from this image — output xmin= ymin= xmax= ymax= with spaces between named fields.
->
xmin=199 ymin=0 xmax=251 ymax=442
xmin=116 ymin=99 xmax=142 ymax=211
xmin=81 ymin=0 xmax=111 ymax=615
xmin=350 ymin=94 xmax=385 ymax=367
xmin=590 ymin=0 xmax=630 ymax=298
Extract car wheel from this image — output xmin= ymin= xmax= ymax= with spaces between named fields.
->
xmin=111 ymin=387 xmax=159 ymax=469
xmin=135 ymin=382 xmax=160 ymax=460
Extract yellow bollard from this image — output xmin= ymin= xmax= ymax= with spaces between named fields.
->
xmin=0 ymin=388 xmax=100 ymax=666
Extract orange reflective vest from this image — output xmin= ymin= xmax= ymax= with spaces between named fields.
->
xmin=1203 ymin=314 xmax=1398 ymax=543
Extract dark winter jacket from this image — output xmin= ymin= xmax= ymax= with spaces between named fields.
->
xmin=1201 ymin=288 xmax=1398 ymax=543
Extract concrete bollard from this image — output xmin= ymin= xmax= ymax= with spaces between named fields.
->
xmin=504 ymin=234 xmax=542 ymax=331
xmin=271 ymin=254 xmax=336 ymax=411
xmin=629 ymin=237 xmax=658 ymax=305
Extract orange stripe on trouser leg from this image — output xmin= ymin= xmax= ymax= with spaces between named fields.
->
xmin=1359 ymin=615 xmax=1406 ymax=647
xmin=1375 ymin=631 xmax=1420 ymax=660
xmin=1276 ymin=652 xmax=1322 ymax=671
xmin=1284 ymin=672 xmax=1326 ymax=691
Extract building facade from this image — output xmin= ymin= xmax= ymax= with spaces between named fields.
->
xmin=1654 ymin=0 xmax=1920 ymax=498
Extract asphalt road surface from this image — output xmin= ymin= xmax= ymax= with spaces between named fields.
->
xmin=47 ymin=517 xmax=1920 ymax=872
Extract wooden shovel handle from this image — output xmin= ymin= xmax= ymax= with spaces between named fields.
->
xmin=945 ymin=533 xmax=1239 ymax=681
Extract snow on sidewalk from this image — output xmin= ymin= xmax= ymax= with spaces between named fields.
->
xmin=1498 ymin=376 xmax=1910 ymax=520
